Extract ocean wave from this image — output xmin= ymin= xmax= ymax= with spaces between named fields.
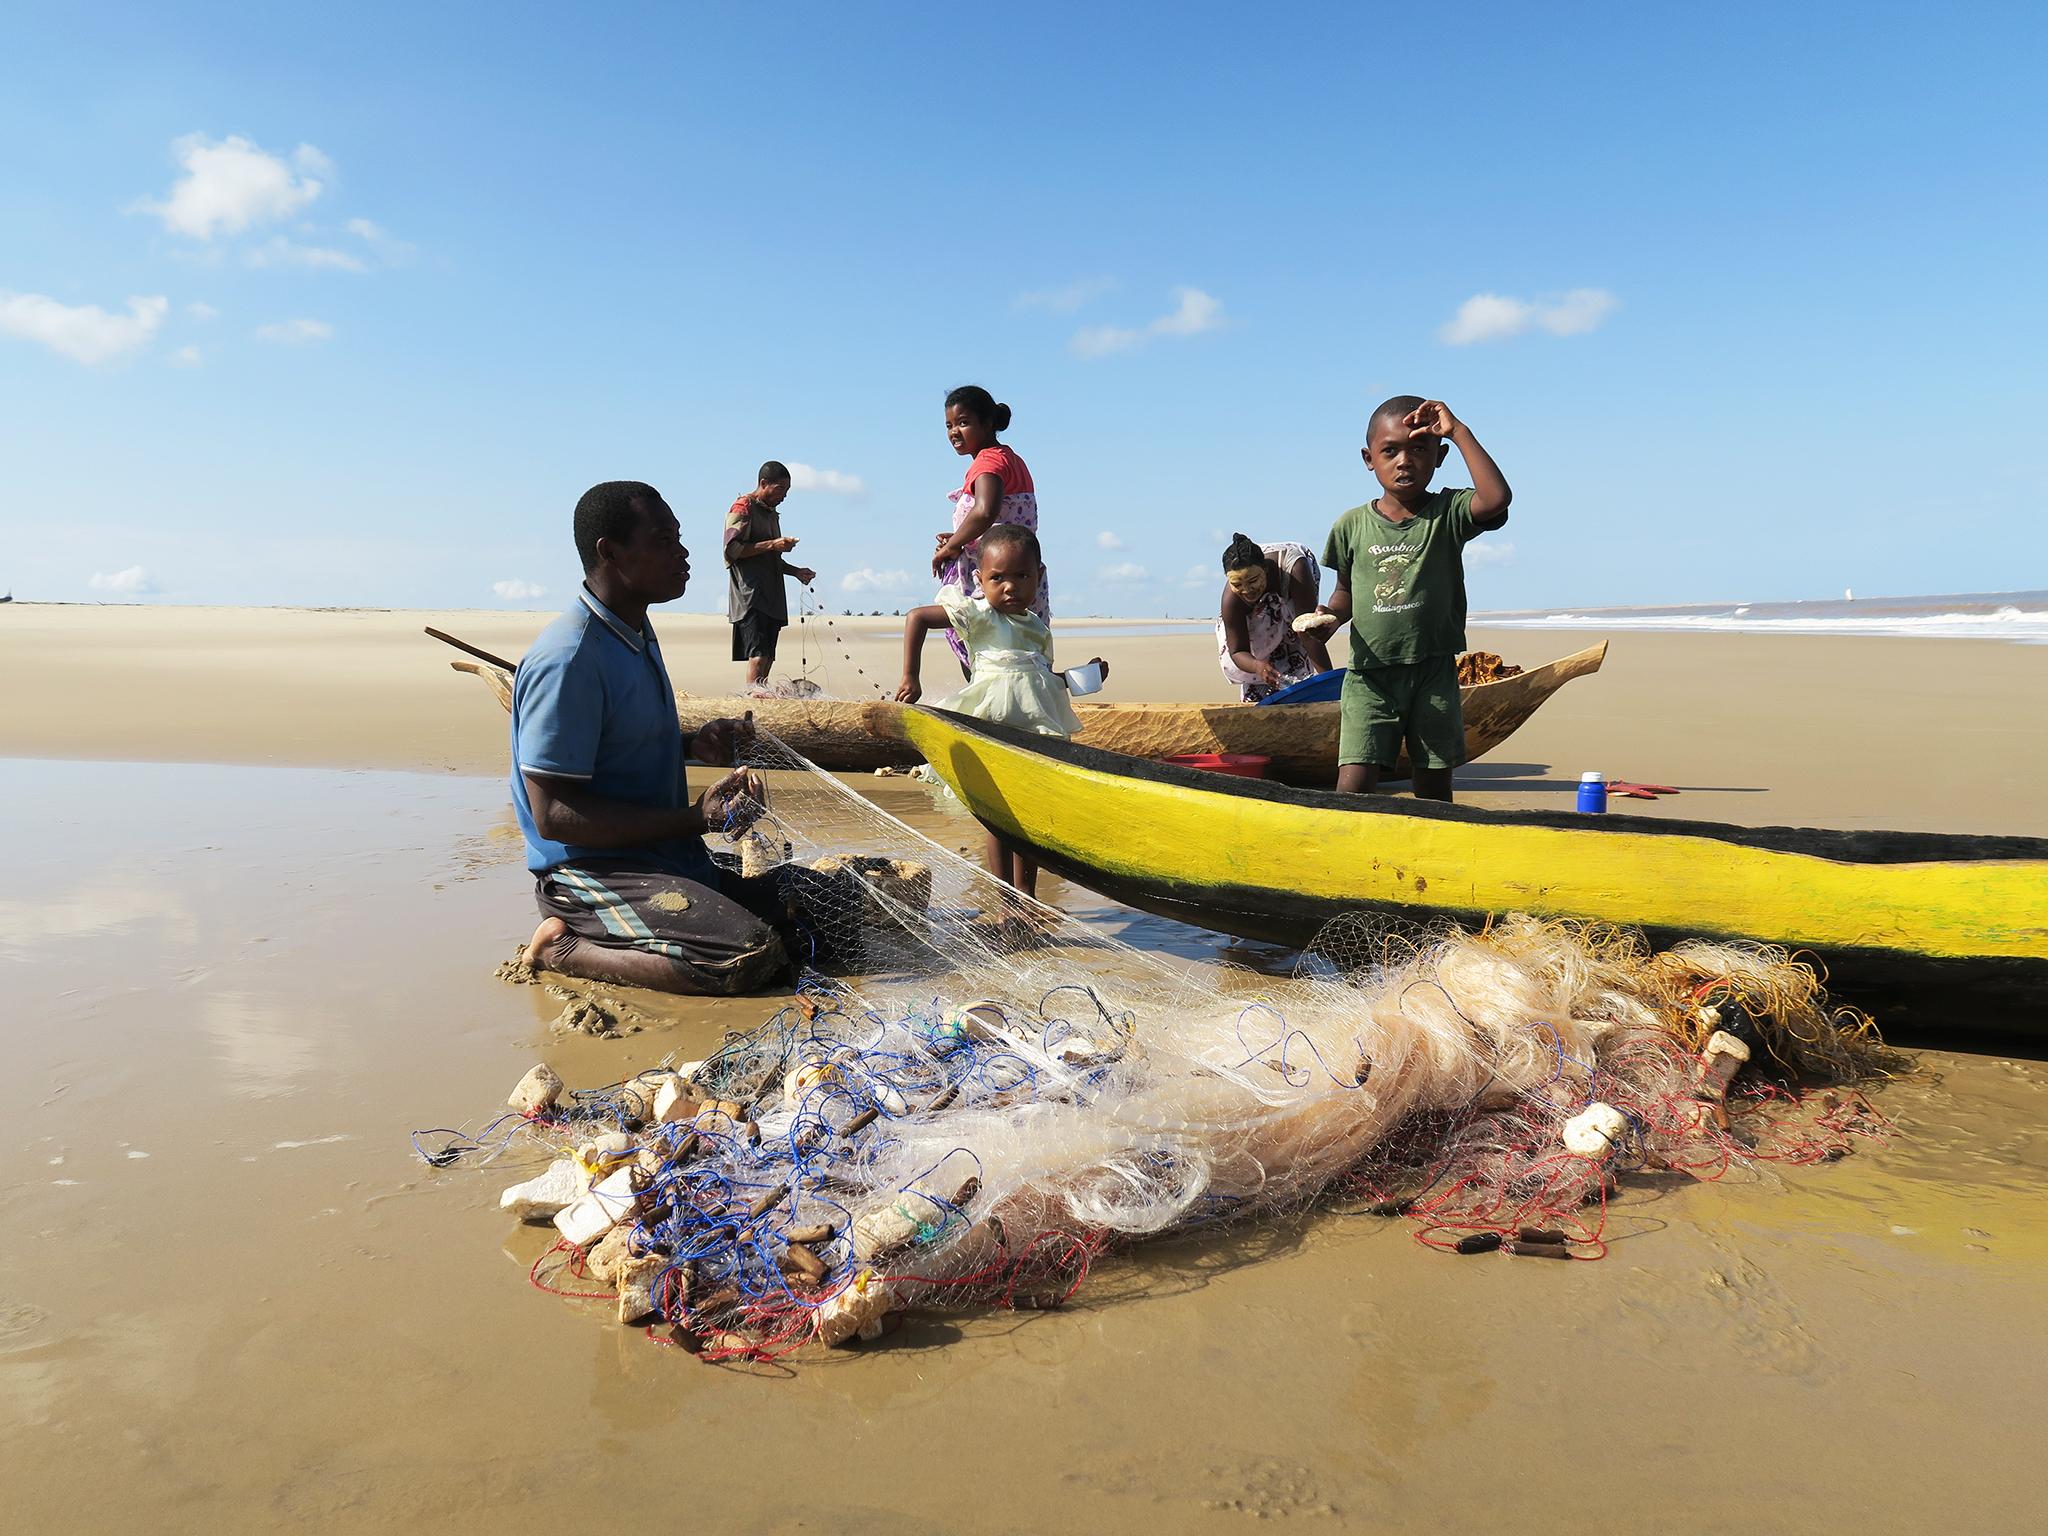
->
xmin=1477 ymin=605 xmax=2048 ymax=643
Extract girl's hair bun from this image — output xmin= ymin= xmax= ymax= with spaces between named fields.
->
xmin=992 ymin=401 xmax=1012 ymax=431
xmin=1222 ymin=532 xmax=1264 ymax=572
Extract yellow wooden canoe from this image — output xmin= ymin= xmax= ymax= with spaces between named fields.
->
xmin=450 ymin=638 xmax=1606 ymax=785
xmin=891 ymin=704 xmax=2048 ymax=1033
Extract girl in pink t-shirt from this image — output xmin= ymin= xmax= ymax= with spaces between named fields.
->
xmin=931 ymin=384 xmax=1048 ymax=671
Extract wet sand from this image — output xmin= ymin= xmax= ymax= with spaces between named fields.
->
xmin=3 ymin=608 xmax=2047 ymax=1532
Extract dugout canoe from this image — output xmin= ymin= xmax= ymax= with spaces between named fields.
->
xmin=1071 ymin=641 xmax=1606 ymax=784
xmin=449 ymin=638 xmax=1607 ymax=785
xmin=452 ymin=659 xmax=923 ymax=771
xmin=889 ymin=704 xmax=2048 ymax=1034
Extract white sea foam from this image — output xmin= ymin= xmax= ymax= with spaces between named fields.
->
xmin=1478 ymin=605 xmax=2048 ymax=643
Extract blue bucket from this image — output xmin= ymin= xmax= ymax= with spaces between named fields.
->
xmin=1255 ymin=667 xmax=1345 ymax=706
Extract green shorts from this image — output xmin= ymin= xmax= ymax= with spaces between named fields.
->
xmin=1339 ymin=656 xmax=1466 ymax=770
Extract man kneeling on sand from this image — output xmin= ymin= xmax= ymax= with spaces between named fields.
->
xmin=513 ymin=480 xmax=796 ymax=995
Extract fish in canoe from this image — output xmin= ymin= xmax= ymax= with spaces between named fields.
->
xmin=886 ymin=703 xmax=2048 ymax=1035
xmin=447 ymin=639 xmax=1607 ymax=786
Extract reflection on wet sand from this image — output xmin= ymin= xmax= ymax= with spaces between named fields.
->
xmin=1 ymin=757 xmax=2044 ymax=1535
xmin=0 ymin=877 xmax=200 ymax=950
xmin=199 ymin=991 xmax=324 ymax=1098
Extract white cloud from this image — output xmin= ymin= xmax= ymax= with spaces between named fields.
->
xmin=1073 ymin=323 xmax=1138 ymax=360
xmin=1463 ymin=540 xmax=1517 ymax=567
xmin=1181 ymin=563 xmax=1213 ymax=587
xmin=1072 ymin=324 xmax=1141 ymax=357
xmin=344 ymin=217 xmax=414 ymax=264
xmin=0 ymin=291 xmax=168 ymax=364
xmin=1439 ymin=288 xmax=1618 ymax=345
xmin=254 ymin=318 xmax=333 ymax=344
xmin=137 ymin=134 xmax=329 ymax=239
xmin=89 ymin=565 xmax=154 ymax=595
xmin=246 ymin=236 xmax=366 ymax=272
xmin=1535 ymin=288 xmax=1619 ymax=336
xmin=1098 ymin=561 xmax=1151 ymax=584
xmin=787 ymin=462 xmax=866 ymax=496
xmin=186 ymin=301 xmax=219 ymax=321
xmin=1152 ymin=286 xmax=1223 ymax=337
xmin=1072 ymin=286 xmax=1224 ymax=358
xmin=1096 ymin=531 xmax=1126 ymax=550
xmin=170 ymin=344 xmax=204 ymax=368
xmin=492 ymin=578 xmax=547 ymax=601
xmin=1439 ymin=294 xmax=1529 ymax=346
xmin=1015 ymin=276 xmax=1115 ymax=314
xmin=841 ymin=567 xmax=911 ymax=594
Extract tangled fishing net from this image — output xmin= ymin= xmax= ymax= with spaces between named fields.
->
xmin=420 ymin=724 xmax=1892 ymax=1362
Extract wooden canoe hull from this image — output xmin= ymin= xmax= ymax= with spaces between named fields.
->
xmin=453 ymin=639 xmax=1608 ymax=786
xmin=454 ymin=660 xmax=925 ymax=770
xmin=454 ymin=660 xmax=926 ymax=769
xmin=1069 ymin=641 xmax=1606 ymax=784
xmin=676 ymin=697 xmax=918 ymax=771
xmin=891 ymin=705 xmax=2048 ymax=1035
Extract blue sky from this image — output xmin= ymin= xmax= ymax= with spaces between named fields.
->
xmin=3 ymin=2 xmax=2044 ymax=617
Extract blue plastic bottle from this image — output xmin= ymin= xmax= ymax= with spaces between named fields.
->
xmin=1576 ymin=772 xmax=1608 ymax=814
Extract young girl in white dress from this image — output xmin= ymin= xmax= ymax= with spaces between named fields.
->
xmin=898 ymin=522 xmax=1107 ymax=901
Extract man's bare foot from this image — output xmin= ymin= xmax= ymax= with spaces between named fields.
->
xmin=524 ymin=917 xmax=568 ymax=970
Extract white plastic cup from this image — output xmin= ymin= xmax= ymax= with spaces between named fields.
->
xmin=1064 ymin=661 xmax=1105 ymax=695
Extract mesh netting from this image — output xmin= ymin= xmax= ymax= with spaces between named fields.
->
xmin=420 ymin=724 xmax=1893 ymax=1363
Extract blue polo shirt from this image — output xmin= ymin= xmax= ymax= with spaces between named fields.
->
xmin=510 ymin=585 xmax=713 ymax=879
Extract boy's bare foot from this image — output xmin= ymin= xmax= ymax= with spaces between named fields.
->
xmin=524 ymin=916 xmax=568 ymax=970
xmin=961 ymin=912 xmax=1012 ymax=947
xmin=1000 ymin=915 xmax=1046 ymax=950
xmin=990 ymin=903 xmax=1058 ymax=949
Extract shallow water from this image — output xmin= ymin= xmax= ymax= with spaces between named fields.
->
xmin=1050 ymin=621 xmax=1215 ymax=641
xmin=2 ymin=757 xmax=2043 ymax=1533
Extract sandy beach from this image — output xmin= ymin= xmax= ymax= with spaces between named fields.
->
xmin=3 ymin=603 xmax=2046 ymax=1533
xmin=5 ymin=599 xmax=2047 ymax=835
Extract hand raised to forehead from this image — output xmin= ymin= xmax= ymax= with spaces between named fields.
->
xmin=1403 ymin=400 xmax=1458 ymax=439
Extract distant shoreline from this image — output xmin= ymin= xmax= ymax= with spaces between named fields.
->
xmin=6 ymin=588 xmax=2044 ymax=629
xmin=0 ymin=598 xmax=1210 ymax=626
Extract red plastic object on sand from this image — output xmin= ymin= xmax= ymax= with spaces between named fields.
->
xmin=1164 ymin=752 xmax=1272 ymax=779
xmin=1607 ymin=781 xmax=1679 ymax=800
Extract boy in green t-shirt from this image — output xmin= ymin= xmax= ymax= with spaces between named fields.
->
xmin=1300 ymin=396 xmax=1512 ymax=803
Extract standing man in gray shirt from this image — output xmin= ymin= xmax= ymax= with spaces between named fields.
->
xmin=723 ymin=460 xmax=816 ymax=694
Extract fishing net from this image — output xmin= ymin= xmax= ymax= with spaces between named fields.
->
xmin=774 ymin=586 xmax=899 ymax=701
xmin=421 ymin=723 xmax=1893 ymax=1362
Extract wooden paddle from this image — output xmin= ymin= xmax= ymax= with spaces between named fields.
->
xmin=424 ymin=626 xmax=516 ymax=672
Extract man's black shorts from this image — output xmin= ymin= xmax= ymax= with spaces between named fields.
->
xmin=731 ymin=611 xmax=784 ymax=663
